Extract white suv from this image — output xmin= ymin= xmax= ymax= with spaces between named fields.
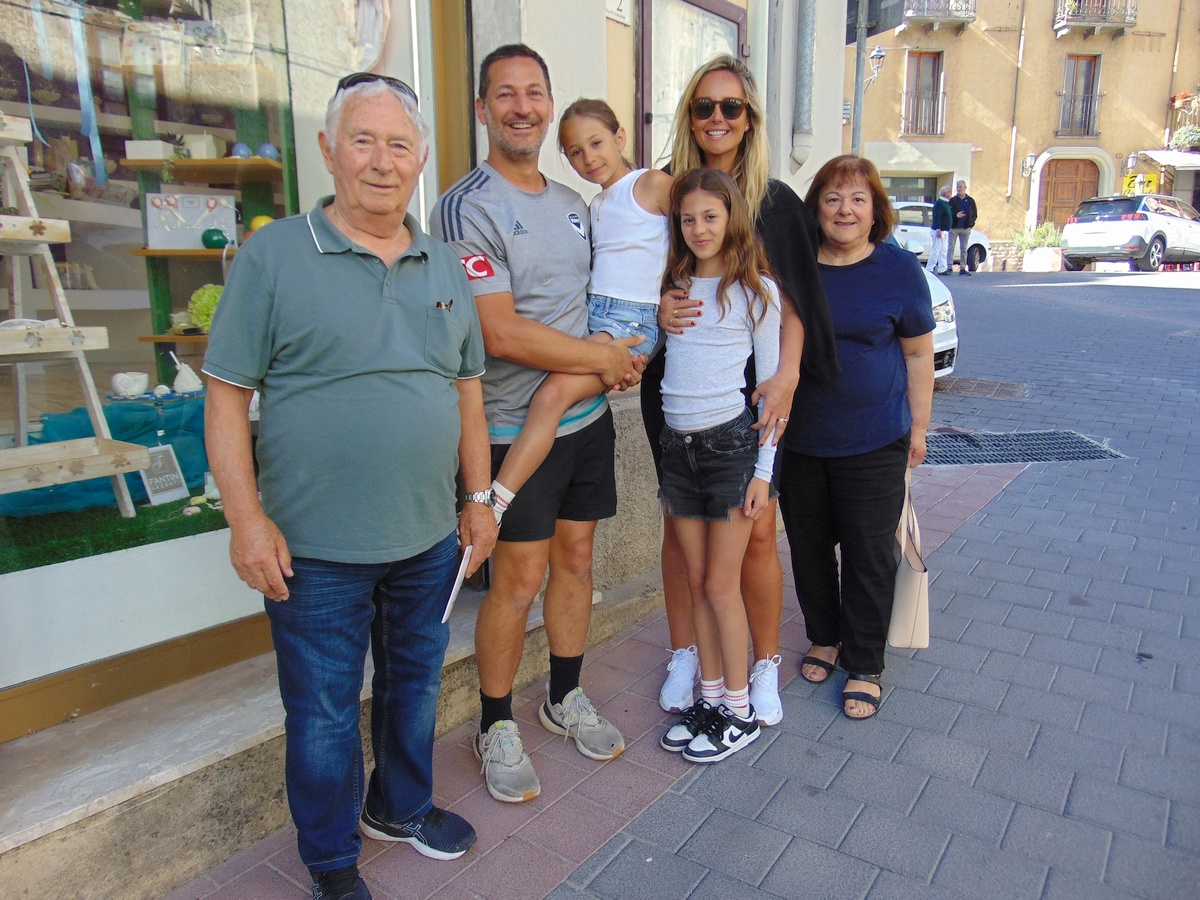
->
xmin=1061 ymin=194 xmax=1200 ymax=272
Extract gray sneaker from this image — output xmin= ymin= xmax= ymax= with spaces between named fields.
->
xmin=473 ymin=720 xmax=541 ymax=803
xmin=538 ymin=686 xmax=625 ymax=760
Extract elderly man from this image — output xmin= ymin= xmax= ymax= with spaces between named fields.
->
xmin=927 ymin=184 xmax=953 ymax=276
xmin=204 ymin=74 xmax=496 ymax=900
xmin=949 ymin=180 xmax=979 ymax=275
xmin=431 ymin=44 xmax=644 ymax=804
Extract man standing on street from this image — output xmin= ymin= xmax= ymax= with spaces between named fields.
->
xmin=949 ymin=180 xmax=979 ymax=275
xmin=204 ymin=75 xmax=497 ymax=900
xmin=431 ymin=44 xmax=645 ymax=804
xmin=927 ymin=184 xmax=953 ymax=276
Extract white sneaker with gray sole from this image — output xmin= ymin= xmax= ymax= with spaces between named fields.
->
xmin=473 ymin=720 xmax=540 ymax=803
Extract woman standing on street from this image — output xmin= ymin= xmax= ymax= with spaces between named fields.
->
xmin=784 ymin=155 xmax=935 ymax=719
xmin=645 ymin=56 xmax=839 ymax=727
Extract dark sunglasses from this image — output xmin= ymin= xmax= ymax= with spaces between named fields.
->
xmin=335 ymin=72 xmax=418 ymax=107
xmin=689 ymin=97 xmax=747 ymax=121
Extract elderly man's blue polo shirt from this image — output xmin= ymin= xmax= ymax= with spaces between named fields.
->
xmin=204 ymin=198 xmax=485 ymax=563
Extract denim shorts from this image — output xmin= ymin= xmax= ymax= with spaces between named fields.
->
xmin=659 ymin=407 xmax=772 ymax=521
xmin=588 ymin=292 xmax=660 ymax=357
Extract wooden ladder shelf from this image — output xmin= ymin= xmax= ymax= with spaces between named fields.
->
xmin=1 ymin=113 xmax=148 ymax=517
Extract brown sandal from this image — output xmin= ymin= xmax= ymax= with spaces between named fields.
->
xmin=842 ymin=673 xmax=882 ymax=720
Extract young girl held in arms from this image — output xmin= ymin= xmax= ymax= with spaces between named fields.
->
xmin=657 ymin=168 xmax=781 ymax=762
xmin=488 ymin=99 xmax=672 ymax=521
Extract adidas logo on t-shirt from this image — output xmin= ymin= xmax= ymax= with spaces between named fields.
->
xmin=512 ymin=220 xmax=528 ymax=236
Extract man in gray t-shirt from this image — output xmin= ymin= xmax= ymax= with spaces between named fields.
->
xmin=431 ymin=44 xmax=644 ymax=805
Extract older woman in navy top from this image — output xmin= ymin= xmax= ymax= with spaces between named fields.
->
xmin=781 ymin=155 xmax=935 ymax=720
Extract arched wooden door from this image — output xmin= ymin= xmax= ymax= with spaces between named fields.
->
xmin=1038 ymin=159 xmax=1100 ymax=227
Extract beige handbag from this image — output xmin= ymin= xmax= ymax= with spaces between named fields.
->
xmin=888 ymin=468 xmax=930 ymax=649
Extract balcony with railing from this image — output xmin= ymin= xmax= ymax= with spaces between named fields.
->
xmin=901 ymin=91 xmax=946 ymax=136
xmin=1056 ymin=92 xmax=1104 ymax=137
xmin=900 ymin=1 xmax=977 ymax=34
xmin=1053 ymin=1 xmax=1138 ymax=38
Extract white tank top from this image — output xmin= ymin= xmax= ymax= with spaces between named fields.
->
xmin=587 ymin=168 xmax=670 ymax=305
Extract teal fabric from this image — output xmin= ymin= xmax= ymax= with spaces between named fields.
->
xmin=203 ymin=199 xmax=486 ymax=564
xmin=0 ymin=397 xmax=207 ymax=517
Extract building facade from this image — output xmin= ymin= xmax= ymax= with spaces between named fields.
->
xmin=844 ymin=0 xmax=1200 ymax=240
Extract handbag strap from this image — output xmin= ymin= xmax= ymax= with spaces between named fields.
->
xmin=898 ymin=468 xmax=925 ymax=569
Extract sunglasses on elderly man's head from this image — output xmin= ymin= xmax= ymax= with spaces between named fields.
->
xmin=335 ymin=72 xmax=418 ymax=106
xmin=689 ymin=97 xmax=748 ymax=121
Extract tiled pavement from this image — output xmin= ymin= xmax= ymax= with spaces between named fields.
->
xmin=170 ymin=272 xmax=1200 ymax=899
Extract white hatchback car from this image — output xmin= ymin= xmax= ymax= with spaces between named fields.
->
xmin=892 ymin=201 xmax=991 ymax=271
xmin=1060 ymin=194 xmax=1200 ymax=272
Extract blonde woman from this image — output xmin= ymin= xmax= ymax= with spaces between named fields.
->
xmin=646 ymin=56 xmax=839 ymax=726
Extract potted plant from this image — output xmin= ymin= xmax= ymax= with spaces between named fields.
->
xmin=1013 ymin=222 xmax=1065 ymax=272
xmin=1169 ymin=124 xmax=1200 ymax=151
xmin=1172 ymin=91 xmax=1193 ymax=110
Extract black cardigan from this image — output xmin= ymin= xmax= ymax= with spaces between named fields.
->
xmin=639 ymin=177 xmax=841 ymax=473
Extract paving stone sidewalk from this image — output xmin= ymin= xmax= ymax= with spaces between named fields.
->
xmin=170 ymin=275 xmax=1199 ymax=898
xmin=556 ymin=277 xmax=1200 ymax=900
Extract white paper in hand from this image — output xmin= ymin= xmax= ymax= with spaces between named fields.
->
xmin=442 ymin=545 xmax=473 ymax=624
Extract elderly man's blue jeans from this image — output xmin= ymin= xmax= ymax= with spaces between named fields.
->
xmin=265 ymin=531 xmax=457 ymax=873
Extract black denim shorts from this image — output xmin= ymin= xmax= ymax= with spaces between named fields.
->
xmin=659 ymin=407 xmax=772 ymax=521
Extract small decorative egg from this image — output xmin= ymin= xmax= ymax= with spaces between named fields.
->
xmin=153 ymin=384 xmax=171 ymax=397
xmin=229 ymin=142 xmax=252 ymax=158
xmin=256 ymin=142 xmax=280 ymax=160
xmin=248 ymin=215 xmax=274 ymax=232
xmin=201 ymin=228 xmax=230 ymax=249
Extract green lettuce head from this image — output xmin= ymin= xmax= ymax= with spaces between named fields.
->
xmin=188 ymin=283 xmax=223 ymax=330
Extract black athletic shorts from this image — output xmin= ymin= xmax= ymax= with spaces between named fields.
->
xmin=490 ymin=407 xmax=617 ymax=542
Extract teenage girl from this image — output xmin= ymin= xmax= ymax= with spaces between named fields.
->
xmin=488 ymin=99 xmax=673 ymax=521
xmin=656 ymin=168 xmax=781 ymax=763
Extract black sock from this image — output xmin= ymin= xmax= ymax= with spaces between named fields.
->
xmin=480 ymin=690 xmax=513 ymax=733
xmin=548 ymin=653 xmax=584 ymax=706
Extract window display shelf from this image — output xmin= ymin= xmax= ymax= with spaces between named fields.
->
xmin=129 ymin=247 xmax=235 ymax=259
xmin=0 ymin=437 xmax=150 ymax=496
xmin=31 ymin=194 xmax=142 ymax=230
xmin=0 ymin=101 xmax=236 ymax=144
xmin=1 ymin=326 xmax=109 ymax=362
xmin=0 ymin=215 xmax=71 ymax=254
xmin=137 ymin=334 xmax=208 ymax=344
xmin=119 ymin=158 xmax=283 ymax=184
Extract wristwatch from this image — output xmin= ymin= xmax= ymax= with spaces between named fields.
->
xmin=463 ymin=489 xmax=495 ymax=506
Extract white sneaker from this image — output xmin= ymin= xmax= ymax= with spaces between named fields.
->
xmin=658 ymin=645 xmax=699 ymax=713
xmin=749 ymin=655 xmax=783 ymax=726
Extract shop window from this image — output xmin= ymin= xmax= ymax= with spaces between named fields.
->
xmin=635 ymin=0 xmax=747 ymax=168
xmin=1 ymin=0 xmax=296 ymax=555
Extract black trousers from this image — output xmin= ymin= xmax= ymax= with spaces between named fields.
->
xmin=778 ymin=437 xmax=910 ymax=674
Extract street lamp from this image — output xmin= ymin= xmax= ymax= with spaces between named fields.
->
xmin=1124 ymin=152 xmax=1140 ymax=171
xmin=1021 ymin=153 xmax=1037 ymax=178
xmin=865 ymin=46 xmax=886 ymax=90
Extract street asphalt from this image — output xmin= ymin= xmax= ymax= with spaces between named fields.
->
xmin=554 ymin=269 xmax=1200 ymax=899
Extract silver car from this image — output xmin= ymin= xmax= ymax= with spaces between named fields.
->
xmin=1060 ymin=194 xmax=1200 ymax=272
xmin=892 ymin=201 xmax=991 ymax=272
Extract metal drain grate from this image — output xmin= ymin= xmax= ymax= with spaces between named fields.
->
xmin=925 ymin=430 xmax=1125 ymax=466
xmin=934 ymin=377 xmax=1028 ymax=400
